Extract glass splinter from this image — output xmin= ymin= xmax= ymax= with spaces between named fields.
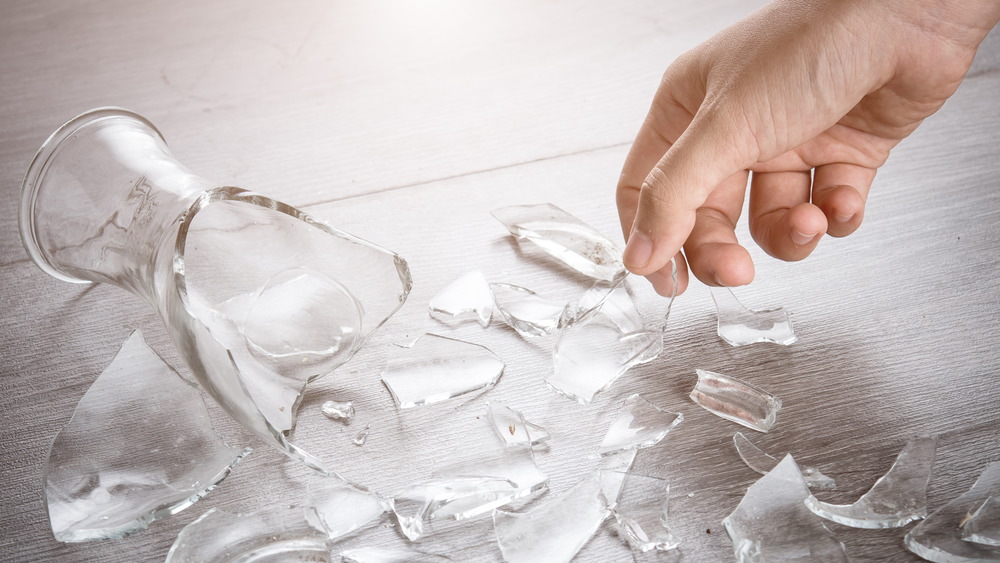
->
xmin=722 ymin=455 xmax=850 ymax=562
xmin=353 ymin=424 xmax=371 ymax=446
xmin=381 ymin=334 xmax=505 ymax=408
xmin=711 ymin=287 xmax=797 ymax=346
xmin=429 ymin=270 xmax=494 ymax=327
xmin=689 ymin=369 xmax=782 ymax=433
xmin=905 ymin=462 xmax=1000 ymax=562
xmin=602 ymin=471 xmax=680 ymax=553
xmin=341 ymin=547 xmax=453 ymax=562
xmin=321 ymin=400 xmax=355 ymax=420
xmin=44 ymin=330 xmax=250 ymax=542
xmin=963 ymin=496 xmax=1000 ymax=547
xmin=487 ymin=402 xmax=550 ymax=448
xmin=306 ymin=478 xmax=389 ymax=541
xmin=806 ymin=435 xmax=937 ymax=529
xmin=490 ymin=283 xmax=571 ymax=338
xmin=733 ymin=432 xmax=835 ymax=490
xmin=547 ymin=317 xmax=662 ymax=404
xmin=491 ymin=202 xmax=626 ymax=282
xmin=598 ymin=394 xmax=682 ymax=456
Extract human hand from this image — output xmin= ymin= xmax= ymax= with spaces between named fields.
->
xmin=617 ymin=0 xmax=1000 ymax=296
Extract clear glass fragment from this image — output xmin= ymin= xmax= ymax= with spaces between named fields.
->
xmin=321 ymin=400 xmax=355 ymax=421
xmin=353 ymin=424 xmax=371 ymax=446
xmin=306 ymin=478 xmax=388 ymax=540
xmin=905 ymin=462 xmax=1000 ymax=561
xmin=689 ymin=369 xmax=782 ymax=432
xmin=493 ymin=473 xmax=611 ymax=563
xmin=490 ymin=283 xmax=571 ymax=338
xmin=963 ymin=496 xmax=1000 ymax=547
xmin=547 ymin=317 xmax=663 ymax=404
xmin=341 ymin=547 xmax=453 ymax=563
xmin=805 ymin=435 xmax=937 ymax=528
xmin=598 ymin=394 xmax=682 ymax=456
xmin=487 ymin=402 xmax=550 ymax=448
xmin=44 ymin=330 xmax=250 ymax=542
xmin=491 ymin=202 xmax=626 ymax=282
xmin=711 ymin=287 xmax=797 ymax=346
xmin=722 ymin=454 xmax=849 ymax=562
xmin=733 ymin=432 xmax=835 ymax=490
xmin=428 ymin=270 xmax=494 ymax=327
xmin=381 ymin=334 xmax=505 ymax=408
xmin=603 ymin=471 xmax=680 ymax=553
xmin=573 ymin=278 xmax=644 ymax=333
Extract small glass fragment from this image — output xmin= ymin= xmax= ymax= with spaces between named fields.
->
xmin=44 ymin=330 xmax=250 ymax=542
xmin=905 ymin=462 xmax=1000 ymax=561
xmin=353 ymin=424 xmax=371 ymax=446
xmin=689 ymin=369 xmax=782 ymax=432
xmin=306 ymin=478 xmax=388 ymax=540
xmin=602 ymin=471 xmax=680 ymax=553
xmin=491 ymin=202 xmax=626 ymax=282
xmin=962 ymin=496 xmax=1000 ymax=547
xmin=429 ymin=270 xmax=494 ymax=327
xmin=722 ymin=455 xmax=849 ymax=562
xmin=805 ymin=435 xmax=937 ymax=528
xmin=321 ymin=400 xmax=355 ymax=421
xmin=598 ymin=394 xmax=682 ymax=456
xmin=547 ymin=318 xmax=663 ymax=404
xmin=490 ymin=283 xmax=571 ymax=338
xmin=733 ymin=432 xmax=835 ymax=490
xmin=711 ymin=287 xmax=797 ymax=346
xmin=341 ymin=547 xmax=453 ymax=562
xmin=381 ymin=334 xmax=505 ymax=408
xmin=487 ymin=402 xmax=550 ymax=448
xmin=493 ymin=473 xmax=611 ymax=563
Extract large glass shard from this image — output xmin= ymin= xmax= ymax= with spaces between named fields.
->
xmin=733 ymin=432 xmax=835 ymax=490
xmin=711 ymin=287 xmax=797 ymax=346
xmin=381 ymin=334 xmax=505 ymax=408
xmin=722 ymin=455 xmax=850 ymax=562
xmin=493 ymin=473 xmax=611 ymax=563
xmin=598 ymin=394 xmax=682 ymax=456
xmin=491 ymin=283 xmax=571 ymax=338
xmin=963 ymin=496 xmax=1000 ymax=546
xmin=487 ymin=402 xmax=550 ymax=448
xmin=44 ymin=330 xmax=249 ymax=542
xmin=905 ymin=462 xmax=1000 ymax=562
xmin=689 ymin=369 xmax=782 ymax=432
xmin=306 ymin=478 xmax=389 ymax=540
xmin=805 ymin=435 xmax=937 ymax=528
xmin=602 ymin=471 xmax=680 ymax=553
xmin=547 ymin=318 xmax=663 ymax=404
xmin=491 ymin=202 xmax=626 ymax=282
xmin=341 ymin=547 xmax=453 ymax=562
xmin=428 ymin=270 xmax=494 ymax=327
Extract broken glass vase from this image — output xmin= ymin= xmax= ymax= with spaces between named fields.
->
xmin=19 ymin=108 xmax=411 ymax=473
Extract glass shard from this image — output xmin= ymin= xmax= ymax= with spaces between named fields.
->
xmin=733 ymin=432 xmax=835 ymax=490
xmin=493 ymin=473 xmax=611 ymax=563
xmin=491 ymin=202 xmax=626 ymax=282
xmin=490 ymin=283 xmax=571 ymax=338
xmin=44 ymin=330 xmax=249 ymax=542
xmin=598 ymin=394 xmax=682 ymax=456
xmin=905 ymin=462 xmax=1000 ymax=562
xmin=487 ymin=402 xmax=550 ymax=448
xmin=353 ymin=424 xmax=371 ymax=446
xmin=963 ymin=496 xmax=1000 ymax=547
xmin=711 ymin=287 xmax=797 ymax=346
xmin=689 ymin=369 xmax=782 ymax=432
xmin=602 ymin=471 xmax=680 ymax=553
xmin=722 ymin=455 xmax=850 ymax=562
xmin=306 ymin=478 xmax=388 ymax=540
xmin=428 ymin=270 xmax=494 ymax=327
xmin=805 ymin=435 xmax=937 ymax=529
xmin=341 ymin=547 xmax=453 ymax=562
xmin=321 ymin=400 xmax=355 ymax=421
xmin=573 ymin=278 xmax=644 ymax=333
xmin=381 ymin=334 xmax=505 ymax=408
xmin=547 ymin=318 xmax=663 ymax=404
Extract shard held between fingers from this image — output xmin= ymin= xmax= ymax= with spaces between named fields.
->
xmin=689 ymin=369 xmax=782 ymax=433
xmin=962 ymin=496 xmax=1000 ymax=547
xmin=598 ymin=394 xmax=682 ymax=456
xmin=341 ymin=547 xmax=453 ymax=562
xmin=805 ymin=435 xmax=937 ymax=529
xmin=44 ymin=330 xmax=250 ymax=542
xmin=711 ymin=287 xmax=797 ymax=346
xmin=905 ymin=462 xmax=1000 ymax=562
xmin=602 ymin=471 xmax=680 ymax=553
xmin=381 ymin=334 xmax=505 ymax=408
xmin=306 ymin=478 xmax=389 ymax=540
xmin=490 ymin=283 xmax=571 ymax=338
xmin=722 ymin=455 xmax=850 ymax=562
xmin=733 ymin=432 xmax=835 ymax=490
xmin=491 ymin=202 xmax=626 ymax=282
xmin=429 ymin=270 xmax=494 ymax=327
xmin=321 ymin=400 xmax=355 ymax=421
xmin=487 ymin=402 xmax=550 ymax=448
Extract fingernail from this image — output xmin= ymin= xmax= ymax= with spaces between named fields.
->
xmin=623 ymin=229 xmax=653 ymax=269
xmin=834 ymin=212 xmax=854 ymax=223
xmin=791 ymin=229 xmax=817 ymax=246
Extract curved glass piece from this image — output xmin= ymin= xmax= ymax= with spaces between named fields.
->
xmin=20 ymin=108 xmax=411 ymax=474
xmin=689 ymin=369 xmax=782 ymax=433
xmin=733 ymin=432 xmax=836 ymax=490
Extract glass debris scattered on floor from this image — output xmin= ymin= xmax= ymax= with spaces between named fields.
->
xmin=805 ymin=435 xmax=937 ymax=528
xmin=597 ymin=394 xmax=682 ymax=456
xmin=429 ymin=270 xmax=494 ymax=327
xmin=962 ymin=495 xmax=1000 ymax=547
xmin=321 ymin=400 xmax=355 ymax=421
xmin=711 ymin=287 xmax=797 ymax=346
xmin=486 ymin=402 xmax=550 ymax=448
xmin=491 ymin=202 xmax=626 ymax=282
xmin=353 ymin=424 xmax=372 ymax=446
xmin=904 ymin=462 xmax=1000 ymax=562
xmin=733 ymin=432 xmax=835 ymax=490
xmin=722 ymin=454 xmax=850 ymax=562
xmin=306 ymin=478 xmax=389 ymax=540
xmin=340 ymin=546 xmax=454 ymax=562
xmin=689 ymin=369 xmax=782 ymax=432
xmin=490 ymin=283 xmax=572 ymax=338
xmin=603 ymin=471 xmax=680 ymax=553
xmin=380 ymin=334 xmax=505 ymax=408
xmin=45 ymin=330 xmax=250 ymax=542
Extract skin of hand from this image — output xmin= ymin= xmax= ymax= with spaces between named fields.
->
xmin=617 ymin=0 xmax=1000 ymax=297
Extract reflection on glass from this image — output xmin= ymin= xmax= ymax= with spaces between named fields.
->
xmin=598 ymin=394 xmax=682 ymax=456
xmin=429 ymin=270 xmax=494 ymax=327
xmin=711 ymin=288 xmax=797 ymax=346
xmin=491 ymin=283 xmax=570 ymax=338
xmin=321 ymin=400 xmax=355 ymax=421
xmin=962 ymin=496 xmax=1000 ymax=547
xmin=689 ymin=369 xmax=782 ymax=432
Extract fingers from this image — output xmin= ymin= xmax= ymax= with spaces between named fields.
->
xmin=812 ymin=162 xmax=873 ymax=237
xmin=683 ymin=169 xmax=755 ymax=287
xmin=645 ymin=252 xmax=689 ymax=298
xmin=748 ymin=170 xmax=828 ymax=261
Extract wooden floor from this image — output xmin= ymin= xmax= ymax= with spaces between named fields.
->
xmin=1 ymin=1 xmax=998 ymax=561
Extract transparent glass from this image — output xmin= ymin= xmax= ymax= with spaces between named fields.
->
xmin=20 ymin=108 xmax=411 ymax=473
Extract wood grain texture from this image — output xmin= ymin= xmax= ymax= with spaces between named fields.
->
xmin=1 ymin=1 xmax=998 ymax=561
